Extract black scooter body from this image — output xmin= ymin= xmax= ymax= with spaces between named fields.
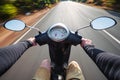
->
xmin=35 ymin=32 xmax=82 ymax=80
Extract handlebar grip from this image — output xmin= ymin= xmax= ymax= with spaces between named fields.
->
xmin=65 ymin=32 xmax=82 ymax=46
xmin=35 ymin=32 xmax=50 ymax=46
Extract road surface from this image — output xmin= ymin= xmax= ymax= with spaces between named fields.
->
xmin=0 ymin=1 xmax=120 ymax=80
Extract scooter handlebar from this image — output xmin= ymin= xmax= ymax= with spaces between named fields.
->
xmin=65 ymin=32 xmax=82 ymax=46
xmin=35 ymin=32 xmax=51 ymax=46
xmin=35 ymin=32 xmax=82 ymax=46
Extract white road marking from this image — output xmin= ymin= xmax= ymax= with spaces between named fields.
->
xmin=13 ymin=8 xmax=54 ymax=44
xmin=103 ymin=30 xmax=120 ymax=44
xmin=13 ymin=29 xmax=31 ymax=44
xmin=88 ymin=17 xmax=120 ymax=45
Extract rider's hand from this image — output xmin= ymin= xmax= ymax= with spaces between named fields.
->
xmin=27 ymin=37 xmax=37 ymax=46
xmin=80 ymin=38 xmax=93 ymax=47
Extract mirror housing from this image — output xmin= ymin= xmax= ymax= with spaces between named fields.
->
xmin=3 ymin=20 xmax=26 ymax=31
xmin=90 ymin=16 xmax=117 ymax=30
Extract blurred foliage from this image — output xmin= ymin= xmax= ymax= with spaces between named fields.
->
xmin=81 ymin=0 xmax=87 ymax=3
xmin=0 ymin=0 xmax=120 ymax=21
xmin=0 ymin=4 xmax=18 ymax=21
xmin=93 ymin=0 xmax=103 ymax=5
xmin=70 ymin=0 xmax=86 ymax=2
xmin=14 ymin=0 xmax=59 ymax=13
xmin=86 ymin=0 xmax=120 ymax=10
xmin=105 ymin=0 xmax=120 ymax=9
xmin=0 ymin=0 xmax=59 ymax=21
xmin=104 ymin=0 xmax=115 ymax=7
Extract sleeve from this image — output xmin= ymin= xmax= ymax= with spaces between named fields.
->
xmin=0 ymin=40 xmax=32 ymax=76
xmin=83 ymin=45 xmax=120 ymax=80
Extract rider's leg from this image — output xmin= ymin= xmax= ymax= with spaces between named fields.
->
xmin=66 ymin=61 xmax=85 ymax=80
xmin=32 ymin=59 xmax=51 ymax=80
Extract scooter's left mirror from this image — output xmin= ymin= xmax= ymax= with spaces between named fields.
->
xmin=3 ymin=20 xmax=26 ymax=31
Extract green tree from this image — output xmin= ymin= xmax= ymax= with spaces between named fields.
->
xmin=14 ymin=0 xmax=35 ymax=13
xmin=105 ymin=0 xmax=115 ymax=7
xmin=0 ymin=0 xmax=59 ymax=21
xmin=105 ymin=0 xmax=120 ymax=9
xmin=0 ymin=4 xmax=18 ymax=21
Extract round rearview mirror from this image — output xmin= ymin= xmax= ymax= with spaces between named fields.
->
xmin=90 ymin=16 xmax=117 ymax=30
xmin=4 ymin=20 xmax=26 ymax=31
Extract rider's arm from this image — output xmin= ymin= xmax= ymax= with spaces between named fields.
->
xmin=81 ymin=38 xmax=120 ymax=80
xmin=0 ymin=38 xmax=36 ymax=76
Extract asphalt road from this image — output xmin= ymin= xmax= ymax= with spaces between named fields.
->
xmin=0 ymin=1 xmax=120 ymax=80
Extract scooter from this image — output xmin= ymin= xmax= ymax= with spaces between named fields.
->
xmin=3 ymin=16 xmax=117 ymax=80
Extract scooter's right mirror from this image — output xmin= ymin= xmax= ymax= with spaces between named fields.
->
xmin=90 ymin=16 xmax=117 ymax=30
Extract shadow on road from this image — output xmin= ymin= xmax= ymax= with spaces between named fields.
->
xmin=105 ymin=9 xmax=120 ymax=18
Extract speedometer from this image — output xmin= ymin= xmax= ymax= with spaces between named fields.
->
xmin=47 ymin=23 xmax=70 ymax=42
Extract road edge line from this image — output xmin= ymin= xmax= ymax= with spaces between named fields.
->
xmin=103 ymin=30 xmax=120 ymax=44
xmin=13 ymin=8 xmax=54 ymax=44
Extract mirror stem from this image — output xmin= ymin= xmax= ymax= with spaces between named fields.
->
xmin=75 ymin=26 xmax=89 ymax=34
xmin=27 ymin=26 xmax=41 ymax=34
